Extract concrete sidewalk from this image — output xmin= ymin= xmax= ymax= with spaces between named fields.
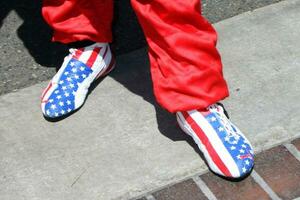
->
xmin=1 ymin=0 xmax=300 ymax=199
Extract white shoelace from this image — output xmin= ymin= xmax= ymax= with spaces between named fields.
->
xmin=208 ymin=104 xmax=240 ymax=141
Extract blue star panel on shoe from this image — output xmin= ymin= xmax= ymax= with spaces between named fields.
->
xmin=44 ymin=59 xmax=92 ymax=118
xmin=177 ymin=104 xmax=254 ymax=178
xmin=41 ymin=43 xmax=115 ymax=118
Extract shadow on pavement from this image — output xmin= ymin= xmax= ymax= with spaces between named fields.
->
xmin=102 ymin=49 xmax=206 ymax=161
xmin=0 ymin=0 xmax=207 ymax=169
xmin=0 ymin=0 xmax=145 ymax=69
xmin=0 ymin=0 xmax=68 ymax=69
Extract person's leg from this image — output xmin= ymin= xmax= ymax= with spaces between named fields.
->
xmin=131 ymin=0 xmax=254 ymax=178
xmin=42 ymin=0 xmax=113 ymax=43
xmin=131 ymin=0 xmax=228 ymax=113
xmin=41 ymin=0 xmax=115 ymax=118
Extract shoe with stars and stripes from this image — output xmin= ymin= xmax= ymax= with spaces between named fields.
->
xmin=41 ymin=43 xmax=115 ymax=118
xmin=176 ymin=103 xmax=254 ymax=178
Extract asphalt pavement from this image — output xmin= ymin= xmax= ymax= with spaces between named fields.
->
xmin=0 ymin=0 xmax=283 ymax=95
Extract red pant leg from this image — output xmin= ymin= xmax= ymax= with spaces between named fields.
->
xmin=42 ymin=0 xmax=113 ymax=43
xmin=131 ymin=0 xmax=229 ymax=113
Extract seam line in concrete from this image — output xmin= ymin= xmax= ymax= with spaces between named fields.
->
xmin=283 ymin=143 xmax=300 ymax=162
xmin=70 ymin=169 xmax=87 ymax=187
xmin=251 ymin=170 xmax=282 ymax=200
xmin=192 ymin=176 xmax=218 ymax=200
xmin=145 ymin=194 xmax=156 ymax=200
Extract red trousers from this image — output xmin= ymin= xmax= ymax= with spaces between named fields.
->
xmin=42 ymin=0 xmax=229 ymax=113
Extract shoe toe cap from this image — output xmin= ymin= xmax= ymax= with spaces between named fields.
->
xmin=41 ymin=92 xmax=75 ymax=118
xmin=234 ymin=157 xmax=254 ymax=178
xmin=42 ymin=101 xmax=69 ymax=118
xmin=232 ymin=145 xmax=255 ymax=178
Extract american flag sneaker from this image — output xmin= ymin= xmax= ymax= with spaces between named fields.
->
xmin=176 ymin=104 xmax=254 ymax=178
xmin=41 ymin=43 xmax=115 ymax=118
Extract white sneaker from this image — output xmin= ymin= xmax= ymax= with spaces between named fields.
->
xmin=177 ymin=103 xmax=254 ymax=178
xmin=41 ymin=43 xmax=115 ymax=118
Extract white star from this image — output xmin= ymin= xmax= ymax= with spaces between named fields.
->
xmin=70 ymin=62 xmax=75 ymax=67
xmin=230 ymin=146 xmax=236 ymax=150
xmin=210 ymin=117 xmax=217 ymax=122
xmin=67 ymin=108 xmax=72 ymax=112
xmin=236 ymin=155 xmax=241 ymax=159
xmin=50 ymin=104 xmax=56 ymax=109
xmin=46 ymin=110 xmax=51 ymax=115
xmin=66 ymin=77 xmax=72 ymax=82
xmin=245 ymin=160 xmax=250 ymax=165
xmin=232 ymin=140 xmax=238 ymax=144
xmin=82 ymin=74 xmax=87 ymax=78
xmin=62 ymin=86 xmax=67 ymax=90
xmin=239 ymin=149 xmax=245 ymax=153
xmin=49 ymin=99 xmax=53 ymax=103
xmin=64 ymin=92 xmax=69 ymax=97
xmin=218 ymin=127 xmax=224 ymax=132
xmin=66 ymin=100 xmax=71 ymax=105
xmin=72 ymin=91 xmax=76 ymax=95
xmin=59 ymin=80 xmax=64 ymax=84
xmin=59 ymin=101 xmax=64 ymax=106
xmin=225 ymin=136 xmax=230 ymax=142
xmin=61 ymin=110 xmax=65 ymax=114
xmin=70 ymin=83 xmax=75 ymax=88
xmin=64 ymin=71 xmax=69 ymax=75
xmin=74 ymin=75 xmax=79 ymax=79
xmin=242 ymin=167 xmax=247 ymax=173
xmin=80 ymin=66 xmax=85 ymax=71
xmin=71 ymin=68 xmax=77 ymax=73
xmin=54 ymin=112 xmax=59 ymax=117
xmin=56 ymin=95 xmax=62 ymax=100
xmin=242 ymin=144 xmax=247 ymax=148
xmin=54 ymin=90 xmax=59 ymax=94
